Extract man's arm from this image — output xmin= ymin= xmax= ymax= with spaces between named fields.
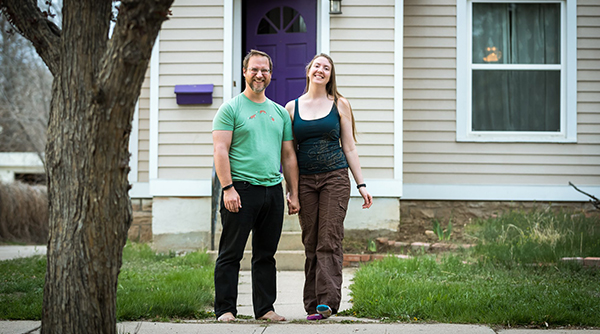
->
xmin=281 ymin=140 xmax=300 ymax=215
xmin=213 ymin=130 xmax=242 ymax=213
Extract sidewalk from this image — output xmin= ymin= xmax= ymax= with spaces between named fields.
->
xmin=1 ymin=245 xmax=598 ymax=334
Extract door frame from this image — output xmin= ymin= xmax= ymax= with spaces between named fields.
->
xmin=223 ymin=0 xmax=328 ymax=102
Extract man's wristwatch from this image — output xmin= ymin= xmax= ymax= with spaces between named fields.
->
xmin=356 ymin=183 xmax=366 ymax=189
xmin=222 ymin=183 xmax=234 ymax=191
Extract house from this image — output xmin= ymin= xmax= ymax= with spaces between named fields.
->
xmin=0 ymin=108 xmax=46 ymax=184
xmin=127 ymin=0 xmax=600 ymax=251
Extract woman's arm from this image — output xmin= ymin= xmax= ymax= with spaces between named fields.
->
xmin=338 ymin=98 xmax=372 ymax=209
xmin=284 ymin=100 xmax=295 ymax=122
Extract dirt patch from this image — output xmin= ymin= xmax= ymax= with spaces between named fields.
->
xmin=343 ymin=226 xmax=472 ymax=255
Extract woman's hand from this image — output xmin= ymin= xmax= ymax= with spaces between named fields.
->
xmin=359 ymin=187 xmax=372 ymax=209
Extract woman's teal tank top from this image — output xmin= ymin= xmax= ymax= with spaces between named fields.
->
xmin=292 ymin=99 xmax=349 ymax=175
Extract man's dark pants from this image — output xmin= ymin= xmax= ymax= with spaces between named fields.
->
xmin=214 ymin=181 xmax=284 ymax=319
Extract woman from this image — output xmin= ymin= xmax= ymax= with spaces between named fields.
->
xmin=285 ymin=53 xmax=373 ymax=320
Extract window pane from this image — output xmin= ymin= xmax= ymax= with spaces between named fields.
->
xmin=283 ymin=7 xmax=306 ymax=33
xmin=473 ymin=4 xmax=508 ymax=64
xmin=473 ymin=3 xmax=560 ymax=64
xmin=472 ymin=70 xmax=560 ymax=131
xmin=258 ymin=8 xmax=280 ymax=35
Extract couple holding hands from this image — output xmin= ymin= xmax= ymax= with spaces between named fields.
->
xmin=212 ymin=49 xmax=372 ymax=322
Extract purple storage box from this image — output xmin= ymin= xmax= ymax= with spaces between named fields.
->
xmin=174 ymin=84 xmax=213 ymax=105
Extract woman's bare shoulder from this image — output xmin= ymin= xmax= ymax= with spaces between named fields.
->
xmin=284 ymin=98 xmax=299 ymax=119
xmin=336 ymin=96 xmax=351 ymax=116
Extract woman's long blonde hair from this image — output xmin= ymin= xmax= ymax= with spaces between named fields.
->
xmin=304 ymin=53 xmax=357 ymax=141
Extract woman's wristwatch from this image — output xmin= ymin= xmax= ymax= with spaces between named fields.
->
xmin=356 ymin=183 xmax=366 ymax=189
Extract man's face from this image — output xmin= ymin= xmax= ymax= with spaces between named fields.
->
xmin=244 ymin=56 xmax=271 ymax=94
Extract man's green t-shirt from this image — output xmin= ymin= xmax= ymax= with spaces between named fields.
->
xmin=212 ymin=93 xmax=294 ymax=187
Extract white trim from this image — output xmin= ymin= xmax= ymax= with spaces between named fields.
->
xmin=0 ymin=153 xmax=44 ymax=183
xmin=565 ymin=0 xmax=577 ymax=142
xmin=319 ymin=0 xmax=330 ymax=54
xmin=456 ymin=0 xmax=576 ymax=143
xmin=0 ymin=152 xmax=44 ymax=167
xmin=456 ymin=0 xmax=469 ymax=141
xmin=145 ymin=179 xmax=401 ymax=198
xmin=225 ymin=0 xmax=241 ymax=99
xmin=128 ymin=100 xmax=139 ymax=183
xmin=129 ymin=182 xmax=150 ymax=198
xmin=223 ymin=0 xmax=233 ymax=102
xmin=149 ymin=35 xmax=160 ymax=183
xmin=472 ymin=64 xmax=561 ymax=70
xmin=351 ymin=179 xmax=402 ymax=197
xmin=403 ymin=184 xmax=599 ymax=202
xmin=233 ymin=0 xmax=242 ymax=96
xmin=393 ymin=0 xmax=403 ymax=189
xmin=150 ymin=179 xmax=212 ymax=197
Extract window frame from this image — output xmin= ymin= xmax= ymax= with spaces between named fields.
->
xmin=456 ymin=0 xmax=577 ymax=143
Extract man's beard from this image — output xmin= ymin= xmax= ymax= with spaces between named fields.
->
xmin=248 ymin=78 xmax=268 ymax=93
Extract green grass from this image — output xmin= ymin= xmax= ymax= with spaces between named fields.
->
xmin=0 ymin=255 xmax=46 ymax=319
xmin=0 ymin=242 xmax=215 ymax=321
xmin=117 ymin=243 xmax=214 ymax=320
xmin=345 ymin=209 xmax=600 ymax=327
xmin=348 ymin=255 xmax=599 ymax=326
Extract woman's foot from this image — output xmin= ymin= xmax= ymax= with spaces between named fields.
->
xmin=307 ymin=313 xmax=324 ymax=320
xmin=217 ymin=312 xmax=236 ymax=322
xmin=316 ymin=304 xmax=332 ymax=318
xmin=258 ymin=310 xmax=286 ymax=321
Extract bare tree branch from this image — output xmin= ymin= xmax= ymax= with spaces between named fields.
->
xmin=97 ymin=0 xmax=171 ymax=101
xmin=569 ymin=182 xmax=600 ymax=210
xmin=0 ymin=0 xmax=61 ymax=75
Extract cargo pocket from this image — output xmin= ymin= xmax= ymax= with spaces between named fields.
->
xmin=333 ymin=199 xmax=348 ymax=244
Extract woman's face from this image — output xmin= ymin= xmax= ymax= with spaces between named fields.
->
xmin=307 ymin=56 xmax=332 ymax=86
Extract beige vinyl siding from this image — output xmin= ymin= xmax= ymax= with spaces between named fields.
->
xmin=578 ymin=0 xmax=600 ymax=149
xmin=403 ymin=0 xmax=600 ymax=186
xmin=137 ymin=67 xmax=150 ymax=182
xmin=157 ymin=0 xmax=223 ymax=180
xmin=330 ymin=0 xmax=396 ymax=180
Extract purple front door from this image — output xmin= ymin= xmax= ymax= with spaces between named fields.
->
xmin=245 ymin=0 xmax=317 ymax=106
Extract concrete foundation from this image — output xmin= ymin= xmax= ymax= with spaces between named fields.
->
xmin=150 ymin=197 xmax=212 ymax=251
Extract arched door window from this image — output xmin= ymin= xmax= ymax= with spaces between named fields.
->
xmin=257 ymin=6 xmax=307 ymax=35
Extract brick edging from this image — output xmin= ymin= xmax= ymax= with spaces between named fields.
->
xmin=343 ymin=253 xmax=600 ymax=269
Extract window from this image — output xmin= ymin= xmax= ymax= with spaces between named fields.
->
xmin=456 ymin=0 xmax=577 ymax=142
xmin=257 ymin=6 xmax=307 ymax=35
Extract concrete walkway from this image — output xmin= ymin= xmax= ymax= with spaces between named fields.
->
xmin=1 ymin=245 xmax=598 ymax=334
xmin=0 ymin=245 xmax=46 ymax=261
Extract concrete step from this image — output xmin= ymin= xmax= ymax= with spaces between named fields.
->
xmin=208 ymin=250 xmax=305 ymax=271
xmin=214 ymin=231 xmax=303 ymax=251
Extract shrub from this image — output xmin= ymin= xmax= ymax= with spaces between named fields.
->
xmin=0 ymin=180 xmax=48 ymax=244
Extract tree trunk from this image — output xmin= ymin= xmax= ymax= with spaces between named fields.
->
xmin=38 ymin=1 xmax=172 ymax=333
xmin=0 ymin=1 xmax=173 ymax=330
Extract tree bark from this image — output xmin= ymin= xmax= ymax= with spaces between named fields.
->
xmin=1 ymin=0 xmax=173 ymax=333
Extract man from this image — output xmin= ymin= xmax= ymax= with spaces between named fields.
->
xmin=212 ymin=49 xmax=300 ymax=322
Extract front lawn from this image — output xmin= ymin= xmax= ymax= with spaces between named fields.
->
xmin=0 ymin=243 xmax=215 ymax=321
xmin=345 ymin=209 xmax=600 ymax=327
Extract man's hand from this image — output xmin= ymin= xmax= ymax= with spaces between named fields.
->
xmin=223 ymin=187 xmax=242 ymax=213
xmin=287 ymin=192 xmax=300 ymax=215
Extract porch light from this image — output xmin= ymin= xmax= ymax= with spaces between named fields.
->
xmin=329 ymin=0 xmax=342 ymax=14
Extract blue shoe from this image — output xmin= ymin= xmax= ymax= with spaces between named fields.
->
xmin=316 ymin=304 xmax=332 ymax=318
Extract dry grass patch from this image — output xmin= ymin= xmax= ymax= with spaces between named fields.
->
xmin=0 ymin=181 xmax=48 ymax=244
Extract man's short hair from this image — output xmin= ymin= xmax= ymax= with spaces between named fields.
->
xmin=243 ymin=49 xmax=273 ymax=71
